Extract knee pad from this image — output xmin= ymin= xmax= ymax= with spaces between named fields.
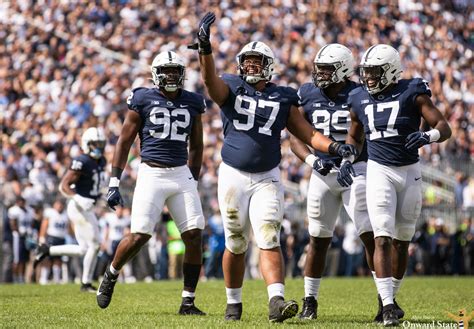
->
xmin=225 ymin=234 xmax=249 ymax=254
xmin=308 ymin=219 xmax=333 ymax=238
xmin=255 ymin=222 xmax=281 ymax=249
xmin=395 ymin=224 xmax=416 ymax=241
xmin=307 ymin=195 xmax=323 ymax=220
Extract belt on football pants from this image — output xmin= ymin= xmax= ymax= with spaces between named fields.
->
xmin=142 ymin=160 xmax=177 ymax=168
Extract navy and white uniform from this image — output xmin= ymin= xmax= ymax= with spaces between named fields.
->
xmin=349 ymin=78 xmax=430 ymax=240
xmin=43 ymin=207 xmax=69 ymax=260
xmin=127 ymin=87 xmax=205 ymax=235
xmin=103 ymin=212 xmax=130 ymax=257
xmin=217 ymin=74 xmax=299 ymax=253
xmin=8 ymin=205 xmax=34 ymax=263
xmin=51 ymin=154 xmax=105 ymax=285
xmin=298 ymin=81 xmax=371 ymax=238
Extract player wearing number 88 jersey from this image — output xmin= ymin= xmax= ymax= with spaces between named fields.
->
xmin=347 ymin=44 xmax=451 ymax=326
xmin=194 ymin=12 xmax=357 ymax=323
xmin=98 ymin=50 xmax=207 ymax=315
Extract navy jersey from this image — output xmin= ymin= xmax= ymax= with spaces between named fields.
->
xmin=127 ymin=87 xmax=205 ymax=166
xmin=348 ymin=78 xmax=431 ymax=166
xmin=298 ymin=81 xmax=368 ymax=166
xmin=70 ymin=154 xmax=106 ymax=200
xmin=220 ymin=74 xmax=299 ymax=173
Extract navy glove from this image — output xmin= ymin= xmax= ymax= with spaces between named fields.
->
xmin=106 ymin=187 xmax=124 ymax=211
xmin=197 ymin=12 xmax=216 ymax=54
xmin=405 ymin=131 xmax=430 ymax=151
xmin=313 ymin=158 xmax=335 ymax=176
xmin=337 ymin=161 xmax=356 ymax=187
xmin=337 ymin=144 xmax=359 ymax=158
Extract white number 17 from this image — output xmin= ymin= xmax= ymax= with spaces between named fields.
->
xmin=364 ymin=101 xmax=399 ymax=140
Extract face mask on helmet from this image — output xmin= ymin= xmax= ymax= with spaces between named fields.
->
xmin=87 ymin=140 xmax=106 ymax=159
xmin=360 ymin=65 xmax=390 ymax=94
xmin=152 ymin=65 xmax=185 ymax=92
xmin=238 ymin=53 xmax=273 ymax=84
xmin=312 ymin=63 xmax=341 ymax=89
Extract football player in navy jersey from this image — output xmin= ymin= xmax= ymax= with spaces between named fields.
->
xmin=194 ymin=12 xmax=357 ymax=323
xmin=290 ymin=44 xmax=377 ymax=320
xmin=97 ymin=51 xmax=207 ymax=316
xmin=34 ymin=127 xmax=106 ymax=292
xmin=342 ymin=44 xmax=451 ymax=326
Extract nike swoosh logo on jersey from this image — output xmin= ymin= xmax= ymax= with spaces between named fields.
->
xmin=271 ymin=179 xmax=279 ymax=183
xmin=341 ymin=104 xmax=348 ymax=108
xmin=180 ymin=104 xmax=189 ymax=108
xmin=415 ymin=177 xmax=422 ymax=181
xmin=269 ymin=95 xmax=279 ymax=99
xmin=392 ymin=92 xmax=401 ymax=98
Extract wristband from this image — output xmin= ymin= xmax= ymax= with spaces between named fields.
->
xmin=343 ymin=155 xmax=355 ymax=164
xmin=328 ymin=142 xmax=340 ymax=156
xmin=109 ymin=177 xmax=120 ymax=188
xmin=198 ymin=44 xmax=212 ymax=55
xmin=426 ymin=129 xmax=440 ymax=143
xmin=304 ymin=154 xmax=317 ymax=167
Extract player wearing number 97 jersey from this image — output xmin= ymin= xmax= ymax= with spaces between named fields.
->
xmin=346 ymin=44 xmax=451 ymax=326
xmin=34 ymin=127 xmax=106 ymax=293
xmin=97 ymin=50 xmax=207 ymax=315
xmin=194 ymin=12 xmax=357 ymax=323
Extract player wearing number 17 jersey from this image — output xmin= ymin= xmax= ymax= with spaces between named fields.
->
xmin=344 ymin=44 xmax=451 ymax=326
xmin=34 ymin=127 xmax=106 ymax=292
xmin=194 ymin=12 xmax=357 ymax=323
xmin=97 ymin=50 xmax=206 ymax=315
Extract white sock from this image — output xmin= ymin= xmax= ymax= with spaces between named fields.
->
xmin=82 ymin=246 xmax=98 ymax=284
xmin=267 ymin=283 xmax=285 ymax=301
xmin=50 ymin=245 xmax=82 ymax=256
xmin=392 ymin=277 xmax=403 ymax=297
xmin=226 ymin=287 xmax=242 ymax=304
xmin=109 ymin=264 xmax=120 ymax=276
xmin=371 ymin=271 xmax=377 ymax=290
xmin=40 ymin=267 xmax=49 ymax=285
xmin=52 ymin=265 xmax=61 ymax=284
xmin=304 ymin=276 xmax=321 ymax=299
xmin=182 ymin=290 xmax=196 ymax=298
xmin=375 ymin=277 xmax=393 ymax=306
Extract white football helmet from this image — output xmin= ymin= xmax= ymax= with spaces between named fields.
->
xmin=151 ymin=51 xmax=186 ymax=92
xmin=81 ymin=127 xmax=106 ymax=159
xmin=236 ymin=41 xmax=275 ymax=84
xmin=359 ymin=44 xmax=402 ymax=94
xmin=313 ymin=44 xmax=354 ymax=88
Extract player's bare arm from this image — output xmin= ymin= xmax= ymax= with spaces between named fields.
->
xmin=59 ymin=170 xmax=81 ymax=197
xmin=188 ymin=114 xmax=204 ymax=181
xmin=289 ymin=108 xmax=313 ymax=161
xmin=416 ymin=94 xmax=451 ymax=141
xmin=346 ymin=110 xmax=366 ymax=155
xmin=197 ymin=12 xmax=229 ymax=106
xmin=111 ymin=110 xmax=141 ymax=175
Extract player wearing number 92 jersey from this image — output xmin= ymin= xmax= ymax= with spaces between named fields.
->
xmin=346 ymin=44 xmax=451 ymax=326
xmin=196 ymin=13 xmax=357 ymax=322
xmin=99 ymin=51 xmax=207 ymax=315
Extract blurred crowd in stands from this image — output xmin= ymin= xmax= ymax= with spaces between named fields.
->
xmin=1 ymin=0 xmax=473 ymax=283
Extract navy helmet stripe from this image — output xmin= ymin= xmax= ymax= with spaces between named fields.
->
xmin=168 ymin=51 xmax=172 ymax=62
xmin=251 ymin=42 xmax=258 ymax=50
xmin=364 ymin=45 xmax=377 ymax=63
xmin=318 ymin=45 xmax=329 ymax=59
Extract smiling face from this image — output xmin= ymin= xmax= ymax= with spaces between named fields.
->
xmin=241 ymin=54 xmax=265 ymax=77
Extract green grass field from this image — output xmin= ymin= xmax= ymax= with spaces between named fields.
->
xmin=1 ymin=277 xmax=473 ymax=328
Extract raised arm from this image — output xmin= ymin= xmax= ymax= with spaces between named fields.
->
xmin=196 ymin=12 xmax=229 ymax=106
xmin=188 ymin=114 xmax=204 ymax=181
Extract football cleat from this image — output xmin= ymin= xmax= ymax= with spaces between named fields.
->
xmin=96 ymin=269 xmax=118 ymax=309
xmin=382 ymin=304 xmax=400 ymax=327
xmin=81 ymin=283 xmax=97 ymax=293
xmin=298 ymin=296 xmax=318 ymax=320
xmin=33 ymin=244 xmax=50 ymax=268
xmin=268 ymin=296 xmax=299 ymax=323
xmin=178 ymin=297 xmax=206 ymax=315
xmin=225 ymin=303 xmax=243 ymax=321
xmin=374 ymin=295 xmax=405 ymax=322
